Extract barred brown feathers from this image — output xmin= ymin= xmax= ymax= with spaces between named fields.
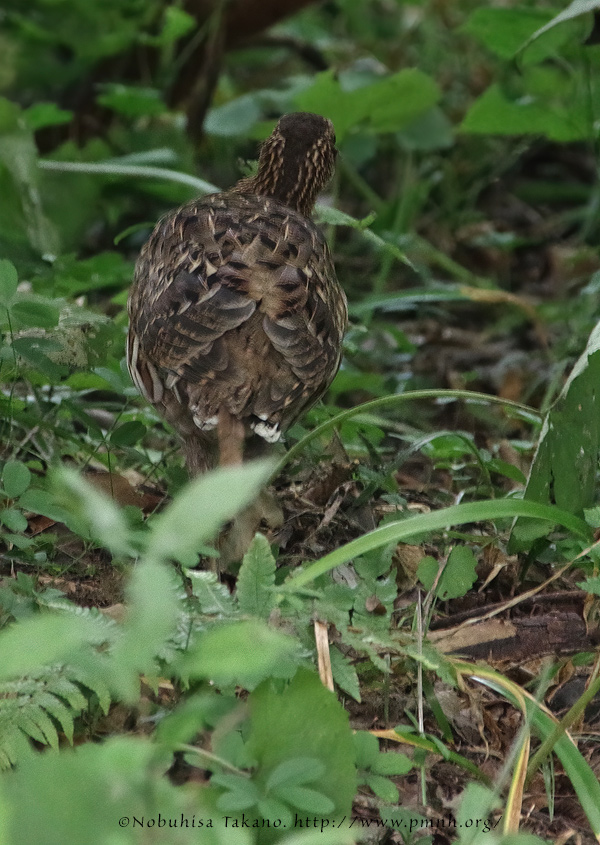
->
xmin=127 ymin=112 xmax=347 ymax=475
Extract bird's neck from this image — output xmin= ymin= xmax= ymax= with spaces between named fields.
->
xmin=232 ymin=166 xmax=317 ymax=217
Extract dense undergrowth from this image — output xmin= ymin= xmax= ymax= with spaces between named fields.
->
xmin=2 ymin=1 xmax=600 ymax=843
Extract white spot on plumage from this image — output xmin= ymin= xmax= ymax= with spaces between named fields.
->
xmin=251 ymin=418 xmax=281 ymax=443
xmin=193 ymin=414 xmax=218 ymax=431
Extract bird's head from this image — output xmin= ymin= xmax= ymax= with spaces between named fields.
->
xmin=236 ymin=112 xmax=337 ymax=216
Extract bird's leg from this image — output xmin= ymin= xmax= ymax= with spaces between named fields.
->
xmin=217 ymin=407 xmax=245 ymax=467
xmin=216 ymin=408 xmax=282 ymax=566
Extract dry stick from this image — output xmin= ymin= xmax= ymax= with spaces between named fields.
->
xmin=314 ymin=620 xmax=334 ymax=692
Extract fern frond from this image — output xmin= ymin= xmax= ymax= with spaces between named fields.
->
xmin=0 ymin=661 xmax=113 ymax=768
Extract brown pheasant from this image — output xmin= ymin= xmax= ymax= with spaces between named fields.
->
xmin=127 ymin=112 xmax=346 ymax=481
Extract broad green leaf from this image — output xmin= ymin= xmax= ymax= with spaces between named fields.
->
xmin=51 ymin=252 xmax=133 ymax=297
xmin=522 ymin=0 xmax=600 ymax=48
xmin=0 ymin=260 xmax=18 ymax=307
xmin=52 ymin=468 xmax=134 ymax=557
xmin=265 ymin=758 xmax=325 ymax=790
xmin=180 ymin=619 xmax=301 ymax=689
xmin=247 ymin=669 xmax=356 ymax=820
xmin=511 ymin=320 xmax=600 ymax=550
xmin=96 ymin=85 xmax=166 ymax=118
xmin=10 ymin=299 xmax=60 ymax=329
xmin=2 ymin=460 xmax=31 ymax=498
xmin=156 ymin=692 xmax=238 ymax=749
xmin=461 ymin=8 xmax=574 ymax=64
xmin=0 ymin=614 xmax=110 ymax=682
xmin=366 ymin=69 xmax=441 ymax=133
xmin=274 ymin=785 xmax=334 ymax=813
xmin=0 ymin=97 xmax=20 ymax=133
xmin=578 ymin=574 xmax=600 ymax=595
xmin=205 ymin=94 xmax=263 ymax=137
xmin=148 ymin=460 xmax=273 ymax=565
xmin=236 ymin=533 xmax=276 ymax=619
xmin=157 ymin=6 xmax=195 ymax=43
xmin=17 ymin=487 xmax=71 ymax=523
xmin=213 ymin=774 xmax=261 ymax=810
xmin=0 ymin=507 xmax=28 ymax=533
xmin=461 ymin=84 xmax=590 ymax=142
xmin=10 ymin=337 xmax=64 ymax=380
xmin=0 ymin=126 xmax=59 ymax=257
xmin=24 ymin=103 xmax=73 ymax=131
xmin=295 ymin=69 xmax=440 ymax=141
xmin=353 ymin=731 xmax=379 ymax=768
xmin=109 ymin=421 xmax=147 ymax=447
xmin=186 ymin=570 xmax=236 ymax=615
xmin=0 ymin=737 xmax=243 ymax=845
xmin=456 ymin=782 xmax=501 ymax=843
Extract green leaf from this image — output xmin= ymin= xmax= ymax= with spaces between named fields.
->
xmin=2 ymin=461 xmax=31 ymax=498
xmin=17 ymin=488 xmax=71 ymax=523
xmin=157 ymin=6 xmax=196 ymax=43
xmin=418 ymin=546 xmax=478 ymax=600
xmin=109 ymin=559 xmax=179 ymax=702
xmin=0 ymin=125 xmax=59 ymax=257
xmin=236 ymin=533 xmax=276 ymax=619
xmin=0 ymin=260 xmax=18 ymax=307
xmin=0 ymin=97 xmax=20 ymax=133
xmin=521 ymin=0 xmax=600 ymax=49
xmin=0 ymin=737 xmax=231 ymax=845
xmin=10 ymin=338 xmax=64 ymax=380
xmin=512 ymin=320 xmax=600 ymax=550
xmin=274 ymin=785 xmax=334 ymax=814
xmin=10 ymin=299 xmax=60 ymax=329
xmin=461 ymin=8 xmax=567 ymax=64
xmin=372 ymin=751 xmax=413 ymax=776
xmin=285 ymin=498 xmax=590 ymax=592
xmin=295 ymin=69 xmax=440 ymax=142
xmin=0 ymin=614 xmax=110 ymax=683
xmin=205 ymin=94 xmax=263 ymax=137
xmin=213 ymin=774 xmax=261 ymax=810
xmin=0 ymin=507 xmax=28 ymax=533
xmin=181 ymin=619 xmax=301 ymax=689
xmin=353 ymin=731 xmax=379 ymax=768
xmin=461 ymin=83 xmax=590 ymax=142
xmin=577 ymin=574 xmax=600 ymax=596
xmin=330 ymin=647 xmax=361 ymax=702
xmin=247 ymin=669 xmax=356 ymax=820
xmin=109 ymin=421 xmax=147 ymax=447
xmin=148 ymin=460 xmax=274 ymax=565
xmin=366 ymin=69 xmax=441 ymax=133
xmin=24 ymin=103 xmax=73 ymax=131
xmin=365 ymin=773 xmax=399 ymax=802
xmin=96 ymin=85 xmax=166 ymax=118
xmin=51 ymin=468 xmax=134 ymax=557
xmin=186 ymin=570 xmax=236 ymax=615
xmin=265 ymin=758 xmax=325 ymax=790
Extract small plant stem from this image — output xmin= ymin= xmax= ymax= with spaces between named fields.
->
xmin=38 ymin=159 xmax=219 ymax=194
xmin=175 ymin=744 xmax=251 ymax=776
xmin=374 ymin=153 xmax=413 ymax=296
xmin=338 ymin=156 xmax=385 ymax=212
xmin=411 ymin=234 xmax=491 ymax=287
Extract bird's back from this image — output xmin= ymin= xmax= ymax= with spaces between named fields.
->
xmin=128 ymin=191 xmax=346 ymax=450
